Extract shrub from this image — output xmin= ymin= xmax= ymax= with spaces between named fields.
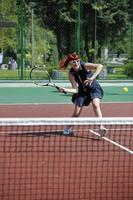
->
xmin=124 ymin=62 xmax=133 ymax=78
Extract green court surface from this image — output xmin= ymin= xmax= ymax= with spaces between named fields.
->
xmin=0 ymin=86 xmax=133 ymax=104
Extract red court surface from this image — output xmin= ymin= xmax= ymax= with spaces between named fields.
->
xmin=0 ymin=102 xmax=133 ymax=117
xmin=0 ymin=103 xmax=133 ymax=200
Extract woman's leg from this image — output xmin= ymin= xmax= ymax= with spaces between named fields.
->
xmin=72 ymin=104 xmax=83 ymax=117
xmin=92 ymin=98 xmax=106 ymax=136
xmin=92 ymin=98 xmax=102 ymax=118
xmin=63 ymin=105 xmax=83 ymax=135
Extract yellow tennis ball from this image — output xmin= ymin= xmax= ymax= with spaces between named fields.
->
xmin=123 ymin=87 xmax=128 ymax=93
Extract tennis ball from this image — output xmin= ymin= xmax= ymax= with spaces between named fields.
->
xmin=123 ymin=87 xmax=128 ymax=93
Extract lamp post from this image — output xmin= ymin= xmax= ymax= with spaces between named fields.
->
xmin=75 ymin=0 xmax=82 ymax=55
xmin=19 ymin=0 xmax=24 ymax=79
xmin=77 ymin=0 xmax=81 ymax=54
xmin=94 ymin=8 xmax=97 ymax=62
xmin=31 ymin=8 xmax=34 ymax=68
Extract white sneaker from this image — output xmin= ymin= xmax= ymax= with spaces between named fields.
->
xmin=63 ymin=128 xmax=73 ymax=136
xmin=99 ymin=126 xmax=107 ymax=137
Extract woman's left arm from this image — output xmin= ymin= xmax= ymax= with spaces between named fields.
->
xmin=84 ymin=63 xmax=103 ymax=81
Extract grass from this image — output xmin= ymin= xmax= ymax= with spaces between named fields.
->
xmin=0 ymin=69 xmax=30 ymax=80
xmin=106 ymin=65 xmax=128 ymax=79
xmin=107 ymin=74 xmax=128 ymax=79
xmin=0 ymin=67 xmax=130 ymax=80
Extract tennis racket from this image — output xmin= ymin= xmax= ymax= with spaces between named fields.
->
xmin=30 ymin=66 xmax=66 ymax=94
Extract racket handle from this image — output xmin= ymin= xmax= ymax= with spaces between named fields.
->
xmin=55 ymin=86 xmax=67 ymax=94
xmin=63 ymin=90 xmax=67 ymax=94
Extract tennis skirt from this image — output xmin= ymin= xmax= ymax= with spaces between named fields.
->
xmin=72 ymin=85 xmax=104 ymax=107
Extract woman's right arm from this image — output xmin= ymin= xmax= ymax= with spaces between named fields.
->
xmin=67 ymin=71 xmax=78 ymax=93
xmin=59 ymin=71 xmax=78 ymax=94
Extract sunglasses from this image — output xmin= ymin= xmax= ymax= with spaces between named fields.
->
xmin=69 ymin=59 xmax=80 ymax=65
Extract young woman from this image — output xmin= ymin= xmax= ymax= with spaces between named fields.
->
xmin=59 ymin=52 xmax=106 ymax=136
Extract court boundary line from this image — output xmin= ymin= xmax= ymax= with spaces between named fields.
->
xmin=0 ymin=102 xmax=133 ymax=106
xmin=89 ymin=129 xmax=133 ymax=154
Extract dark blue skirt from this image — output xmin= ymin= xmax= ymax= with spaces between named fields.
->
xmin=72 ymin=84 xmax=104 ymax=107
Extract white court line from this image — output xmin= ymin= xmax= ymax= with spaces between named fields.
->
xmin=0 ymin=82 xmax=133 ymax=87
xmin=89 ymin=129 xmax=133 ymax=154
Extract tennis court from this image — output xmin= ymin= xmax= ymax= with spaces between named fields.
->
xmin=0 ymin=81 xmax=133 ymax=117
xmin=0 ymin=81 xmax=133 ymax=200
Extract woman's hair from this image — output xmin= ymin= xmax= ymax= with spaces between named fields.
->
xmin=59 ymin=52 xmax=79 ymax=69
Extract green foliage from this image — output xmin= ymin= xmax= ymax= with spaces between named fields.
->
xmin=25 ymin=17 xmax=58 ymax=67
xmin=0 ymin=0 xmax=18 ymax=51
xmin=124 ymin=62 xmax=133 ymax=78
xmin=0 ymin=0 xmax=132 ymax=80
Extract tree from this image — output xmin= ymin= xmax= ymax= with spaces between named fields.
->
xmin=26 ymin=0 xmax=132 ymax=62
xmin=82 ymin=0 xmax=131 ymax=61
xmin=1 ymin=0 xmax=132 ymax=66
xmin=26 ymin=0 xmax=76 ymax=59
xmin=0 ymin=0 xmax=18 ymax=60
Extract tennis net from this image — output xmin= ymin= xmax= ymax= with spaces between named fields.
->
xmin=0 ymin=117 xmax=133 ymax=200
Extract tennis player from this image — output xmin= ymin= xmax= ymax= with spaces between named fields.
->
xmin=59 ymin=52 xmax=106 ymax=136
